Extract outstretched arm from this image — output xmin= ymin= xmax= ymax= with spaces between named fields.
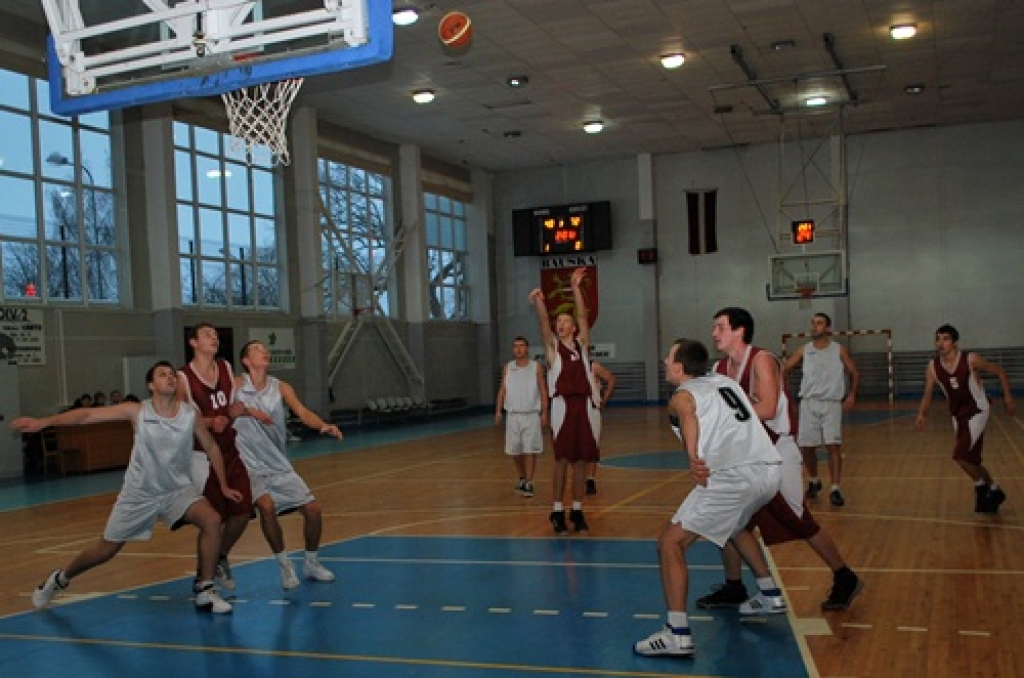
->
xmin=571 ymin=267 xmax=589 ymax=347
xmin=528 ymin=288 xmax=556 ymax=361
xmin=11 ymin=402 xmax=139 ymax=432
xmin=280 ymin=381 xmax=343 ymax=440
xmin=782 ymin=345 xmax=805 ymax=376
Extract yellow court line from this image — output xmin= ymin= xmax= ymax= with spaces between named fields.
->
xmin=0 ymin=633 xmax=725 ymax=678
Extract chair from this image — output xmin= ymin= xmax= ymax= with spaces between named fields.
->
xmin=41 ymin=429 xmax=76 ymax=477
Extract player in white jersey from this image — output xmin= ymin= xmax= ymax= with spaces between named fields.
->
xmin=634 ymin=339 xmax=783 ymax=658
xmin=12 ymin=361 xmax=241 ymax=614
xmin=495 ymin=336 xmax=549 ymax=498
xmin=783 ymin=312 xmax=860 ymax=507
xmin=234 ymin=340 xmax=343 ymax=590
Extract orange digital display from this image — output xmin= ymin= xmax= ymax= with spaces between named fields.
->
xmin=792 ymin=219 xmax=815 ymax=245
xmin=541 ymin=212 xmax=586 ymax=253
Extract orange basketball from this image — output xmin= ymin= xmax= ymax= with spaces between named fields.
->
xmin=438 ymin=11 xmax=472 ymax=48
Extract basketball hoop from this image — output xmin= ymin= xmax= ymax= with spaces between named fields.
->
xmin=222 ymin=78 xmax=304 ymax=166
xmin=797 ymin=285 xmax=815 ymax=299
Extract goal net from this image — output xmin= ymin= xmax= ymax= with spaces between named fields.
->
xmin=781 ymin=329 xmax=894 ymax=404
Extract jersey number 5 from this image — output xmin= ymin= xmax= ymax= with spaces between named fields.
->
xmin=718 ymin=387 xmax=752 ymax=422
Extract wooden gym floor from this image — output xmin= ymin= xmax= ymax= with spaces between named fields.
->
xmin=0 ymin=402 xmax=1021 ymax=677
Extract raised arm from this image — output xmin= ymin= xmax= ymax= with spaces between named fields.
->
xmin=571 ymin=267 xmax=589 ymax=347
xmin=528 ymin=288 xmax=556 ymax=362
xmin=279 ymin=381 xmax=343 ymax=440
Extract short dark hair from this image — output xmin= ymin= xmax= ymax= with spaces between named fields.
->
xmin=671 ymin=338 xmax=710 ymax=377
xmin=714 ymin=307 xmax=754 ymax=343
xmin=814 ymin=312 xmax=832 ymax=327
xmin=145 ymin=360 xmax=174 ymax=385
xmin=936 ymin=324 xmax=959 ymax=341
xmin=512 ymin=335 xmax=529 ymax=346
xmin=239 ymin=340 xmax=261 ymax=373
xmin=188 ymin=322 xmax=216 ymax=340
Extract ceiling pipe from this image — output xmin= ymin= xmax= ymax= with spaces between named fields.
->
xmin=730 ymin=44 xmax=780 ymax=114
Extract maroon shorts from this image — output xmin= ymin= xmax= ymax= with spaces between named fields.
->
xmin=204 ymin=451 xmax=253 ymax=518
xmin=951 ymin=414 xmax=985 ymax=465
xmin=551 ymin=395 xmax=599 ymax=463
xmin=749 ymin=492 xmax=820 ymax=546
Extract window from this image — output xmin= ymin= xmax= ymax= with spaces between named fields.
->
xmin=174 ymin=122 xmax=281 ymax=309
xmin=425 ymin=192 xmax=468 ymax=320
xmin=0 ymin=67 xmax=118 ymax=304
xmin=318 ymin=159 xmax=391 ymax=317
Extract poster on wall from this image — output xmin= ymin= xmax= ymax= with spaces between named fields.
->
xmin=248 ymin=328 xmax=296 ymax=370
xmin=539 ymin=255 xmax=599 ymax=330
xmin=0 ymin=307 xmax=46 ymax=366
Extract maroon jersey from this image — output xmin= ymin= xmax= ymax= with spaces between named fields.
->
xmin=550 ymin=339 xmax=592 ymax=399
xmin=714 ymin=346 xmax=798 ymax=444
xmin=180 ymin=358 xmax=238 ymax=455
xmin=933 ymin=352 xmax=985 ymax=420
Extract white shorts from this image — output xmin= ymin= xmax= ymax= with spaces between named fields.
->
xmin=103 ymin=486 xmax=205 ymax=542
xmin=191 ymin=451 xmax=210 ymax=493
xmin=250 ymin=469 xmax=314 ymax=514
xmin=672 ymin=462 xmax=782 ymax=547
xmin=504 ymin=412 xmax=544 ymax=455
xmin=776 ymin=435 xmax=805 ymax=518
xmin=797 ymin=398 xmax=843 ymax=447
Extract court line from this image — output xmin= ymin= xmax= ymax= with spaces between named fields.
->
xmin=0 ymin=633 xmax=722 ymax=677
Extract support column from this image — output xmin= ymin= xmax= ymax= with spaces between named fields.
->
xmin=637 ymin=153 xmax=661 ymax=402
xmin=397 ymin=144 xmax=427 ymax=370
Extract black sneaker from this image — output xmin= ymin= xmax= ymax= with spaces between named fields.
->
xmin=980 ymin=487 xmax=1006 ymax=514
xmin=522 ymin=481 xmax=534 ymax=498
xmin=586 ymin=478 xmax=597 ymax=495
xmin=549 ymin=511 xmax=568 ymax=534
xmin=696 ymin=581 xmax=748 ymax=609
xmin=830 ymin=489 xmax=845 ymax=507
xmin=806 ymin=479 xmax=823 ymax=499
xmin=569 ymin=509 xmax=589 ymax=533
xmin=822 ymin=571 xmax=864 ymax=610
xmin=974 ymin=485 xmax=989 ymax=512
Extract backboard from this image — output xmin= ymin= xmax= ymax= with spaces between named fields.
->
xmin=768 ymin=250 xmax=847 ymax=300
xmin=43 ymin=0 xmax=393 ymax=116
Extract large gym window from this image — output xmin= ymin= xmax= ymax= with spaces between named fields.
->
xmin=425 ymin=192 xmax=468 ymax=320
xmin=318 ymin=159 xmax=392 ymax=318
xmin=0 ymin=67 xmax=119 ymax=305
xmin=173 ymin=121 xmax=281 ymax=309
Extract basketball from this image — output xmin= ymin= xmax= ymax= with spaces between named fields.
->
xmin=438 ymin=11 xmax=472 ymax=49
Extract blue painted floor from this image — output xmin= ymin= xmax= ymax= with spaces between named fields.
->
xmin=0 ymin=536 xmax=807 ymax=678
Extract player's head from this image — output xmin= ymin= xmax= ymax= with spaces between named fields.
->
xmin=145 ymin=360 xmax=176 ymax=393
xmin=555 ymin=312 xmax=577 ymax=339
xmin=936 ymin=323 xmax=959 ymax=342
xmin=239 ymin=340 xmax=268 ymax=373
xmin=810 ymin=312 xmax=831 ymax=338
xmin=713 ymin=307 xmax=754 ymax=346
xmin=666 ymin=338 xmax=710 ymax=380
xmin=188 ymin=322 xmax=219 ymax=354
xmin=512 ymin=336 xmax=529 ymax=357
xmin=188 ymin=322 xmax=217 ymax=341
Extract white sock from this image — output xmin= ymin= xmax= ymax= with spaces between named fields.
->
xmin=572 ymin=501 xmax=582 ymax=510
xmin=275 ymin=552 xmax=289 ymax=565
xmin=667 ymin=611 xmax=689 ymax=631
xmin=553 ymin=502 xmax=564 ymax=512
xmin=305 ymin=550 xmax=318 ymax=563
xmin=756 ymin=576 xmax=778 ymax=592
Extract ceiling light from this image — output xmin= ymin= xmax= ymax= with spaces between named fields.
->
xmin=412 ymin=89 xmax=435 ymax=104
xmin=890 ymin=24 xmax=917 ymax=40
xmin=392 ymin=7 xmax=419 ymax=26
xmin=805 ymin=96 xmax=828 ymax=107
xmin=582 ymin=120 xmax=604 ymax=134
xmin=660 ymin=53 xmax=685 ymax=69
xmin=506 ymin=75 xmax=529 ymax=88
xmin=771 ymin=39 xmax=796 ymax=51
xmin=904 ymin=84 xmax=925 ymax=94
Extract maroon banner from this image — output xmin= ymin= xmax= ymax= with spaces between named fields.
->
xmin=539 ymin=265 xmax=599 ymax=331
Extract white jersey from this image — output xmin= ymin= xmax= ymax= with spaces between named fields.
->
xmin=799 ymin=340 xmax=846 ymax=401
xmin=503 ymin=360 xmax=543 ymax=413
xmin=233 ymin=374 xmax=293 ymax=475
xmin=671 ymin=373 xmax=781 ymax=472
xmin=120 ymin=400 xmax=197 ymax=498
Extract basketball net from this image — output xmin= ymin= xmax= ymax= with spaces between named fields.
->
xmin=222 ymin=78 xmax=304 ymax=166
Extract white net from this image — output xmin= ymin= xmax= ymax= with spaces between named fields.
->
xmin=222 ymin=78 xmax=304 ymax=166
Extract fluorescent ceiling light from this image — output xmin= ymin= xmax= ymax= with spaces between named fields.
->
xmin=890 ymin=24 xmax=917 ymax=40
xmin=392 ymin=7 xmax=419 ymax=26
xmin=660 ymin=53 xmax=685 ymax=69
xmin=805 ymin=96 xmax=828 ymax=107
xmin=412 ymin=89 xmax=435 ymax=104
xmin=583 ymin=120 xmax=604 ymax=134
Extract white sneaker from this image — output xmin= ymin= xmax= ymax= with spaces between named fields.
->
xmin=739 ymin=591 xmax=787 ymax=616
xmin=279 ymin=559 xmax=300 ymax=590
xmin=194 ymin=585 xmax=233 ymax=614
xmin=32 ymin=569 xmax=67 ymax=608
xmin=633 ymin=625 xmax=695 ymax=657
xmin=215 ymin=556 xmax=236 ymax=591
xmin=303 ymin=559 xmax=335 ymax=583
